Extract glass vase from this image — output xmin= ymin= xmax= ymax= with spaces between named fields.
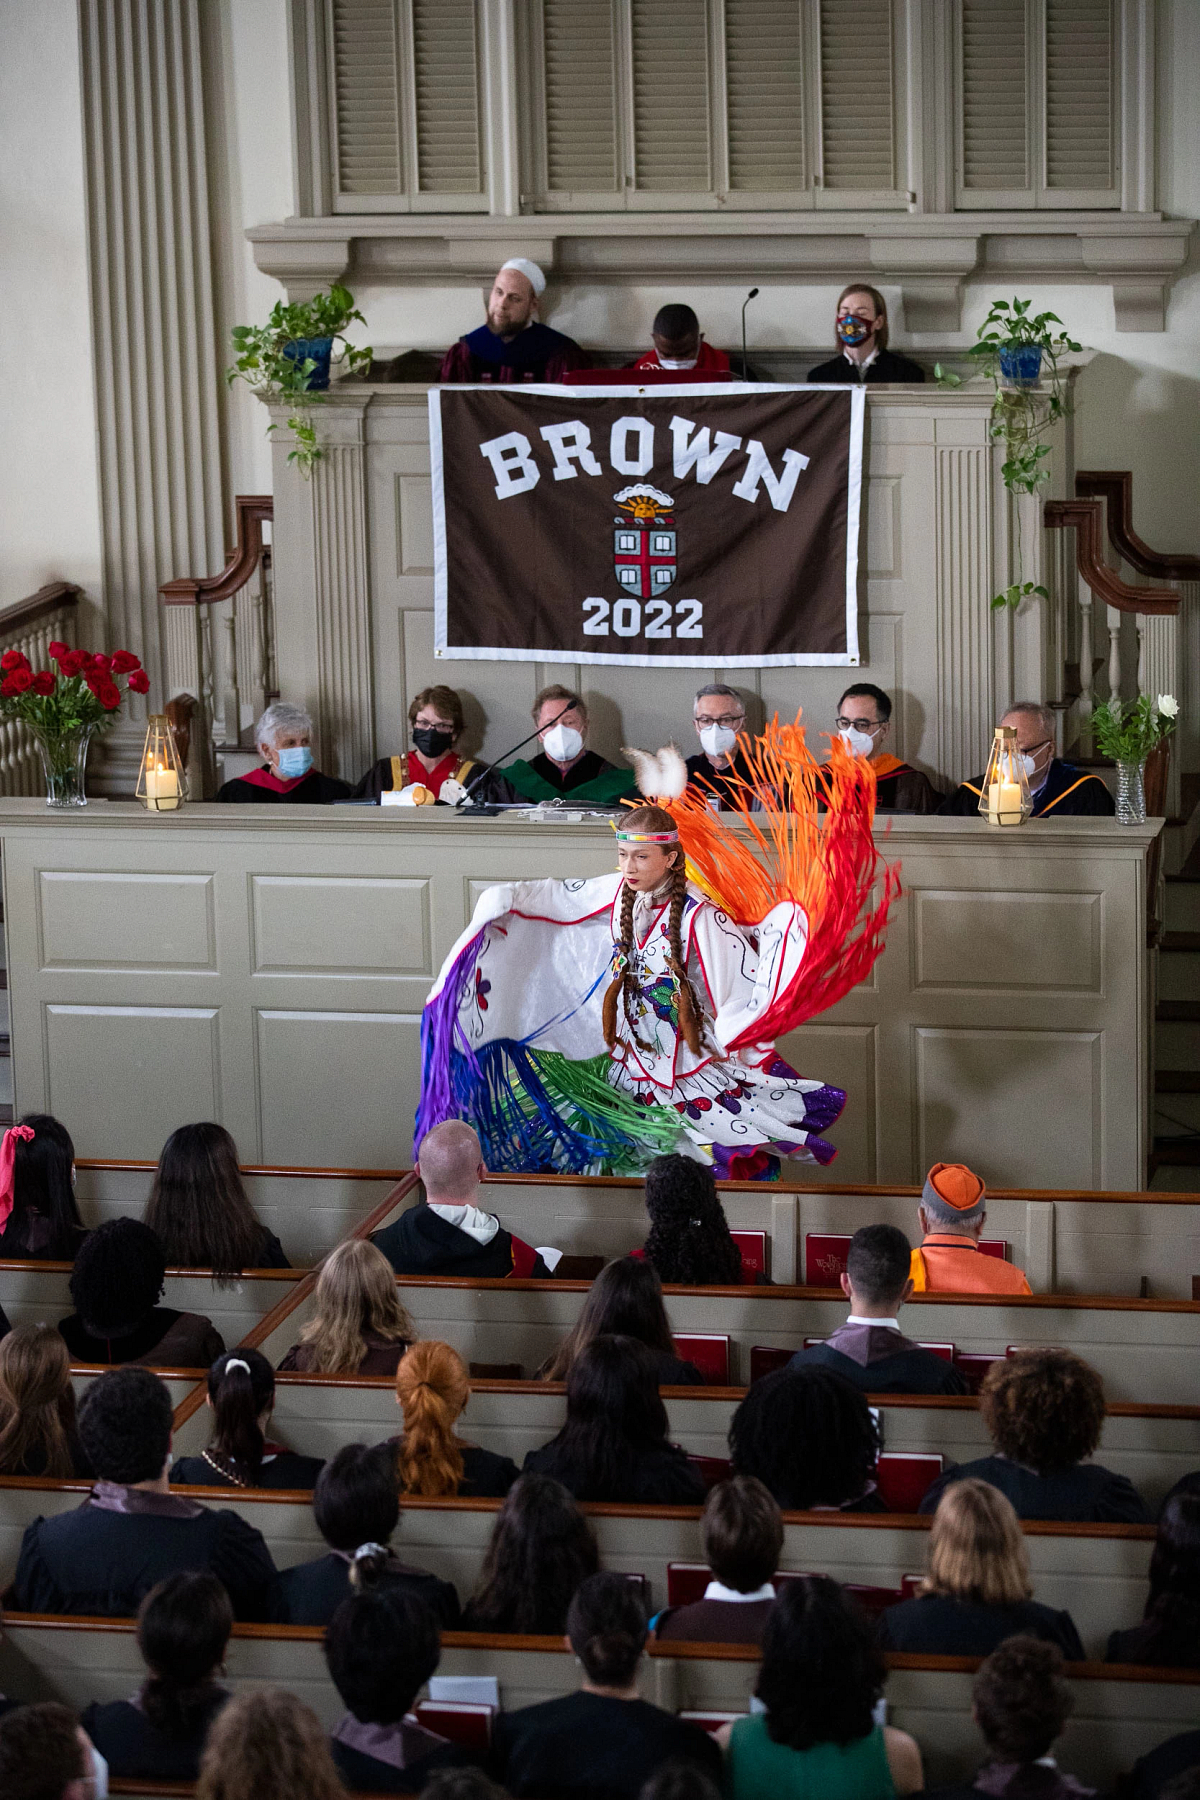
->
xmin=1115 ymin=758 xmax=1147 ymax=826
xmin=33 ymin=724 xmax=96 ymax=808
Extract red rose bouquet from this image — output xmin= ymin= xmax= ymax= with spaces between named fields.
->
xmin=0 ymin=642 xmax=150 ymax=805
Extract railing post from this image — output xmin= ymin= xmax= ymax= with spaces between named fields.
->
xmin=1077 ymin=579 xmax=1095 ymax=755
xmin=221 ymin=606 xmax=241 ymax=746
xmin=1106 ymin=605 xmax=1122 ymax=704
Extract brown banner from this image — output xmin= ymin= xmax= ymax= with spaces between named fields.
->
xmin=430 ymin=384 xmax=863 ymax=667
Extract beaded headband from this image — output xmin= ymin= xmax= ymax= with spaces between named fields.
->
xmin=613 ymin=827 xmax=679 ymax=843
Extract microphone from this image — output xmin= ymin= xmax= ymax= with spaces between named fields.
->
xmin=457 ymin=700 xmax=580 ymax=806
xmin=741 ymin=288 xmax=759 ymax=380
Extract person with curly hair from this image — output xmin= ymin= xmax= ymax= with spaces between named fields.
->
xmin=918 ymin=1348 xmax=1150 ymax=1523
xmin=719 ymin=1575 xmax=923 ymax=1797
xmin=170 ymin=1349 xmax=324 ymax=1490
xmin=195 ymin=1688 xmax=345 ymax=1800
xmin=145 ymin=1122 xmax=289 ymax=1284
xmin=538 ymin=1255 xmax=703 ymax=1384
xmin=461 ymin=1472 xmax=599 ymax=1634
xmin=1106 ymin=1492 xmax=1200 ymax=1667
xmin=0 ymin=1323 xmax=91 ymax=1478
xmin=391 ymin=1339 xmax=518 ymax=1498
xmin=878 ymin=1479 xmax=1083 ymax=1658
xmin=524 ymin=1335 xmax=707 ymax=1506
xmin=728 ymin=1366 xmax=885 ymax=1513
xmin=57 ymin=1218 xmax=224 ymax=1368
xmin=277 ymin=1237 xmax=415 ymax=1376
xmin=0 ymin=1114 xmax=88 ymax=1262
xmin=638 ymin=1155 xmax=744 ymax=1287
xmin=917 ymin=1636 xmax=1093 ymax=1800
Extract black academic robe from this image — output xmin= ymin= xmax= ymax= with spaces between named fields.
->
xmin=522 ymin=1439 xmax=708 ymax=1507
xmin=82 ymin=1688 xmax=230 ymax=1781
xmin=1125 ymin=1729 xmax=1200 ymax=1800
xmin=275 ymin=1548 xmax=461 ymax=1627
xmin=684 ymin=751 xmax=758 ymax=811
xmin=492 ymin=1690 xmax=722 ymax=1800
xmin=371 ymin=1204 xmax=550 ymax=1280
xmin=918 ymin=1454 xmax=1150 ymax=1523
xmin=807 ymin=348 xmax=926 ymax=384
xmin=787 ymin=1322 xmax=969 ymax=1396
xmin=170 ymin=1446 xmax=326 ymax=1490
xmin=386 ymin=1435 xmax=519 ymax=1500
xmin=352 ymin=750 xmax=498 ymax=804
xmin=492 ymin=750 xmax=631 ymax=809
xmin=877 ymin=1592 xmax=1084 ymax=1659
xmin=215 ymin=766 xmax=352 ymax=804
xmin=440 ymin=320 xmax=586 ymax=384
xmin=58 ymin=1307 xmax=225 ymax=1369
xmin=331 ymin=1720 xmax=470 ymax=1794
xmin=873 ymin=763 xmax=945 ymax=813
xmin=938 ymin=759 xmax=1115 ymax=818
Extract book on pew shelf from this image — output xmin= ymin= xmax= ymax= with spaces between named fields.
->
xmin=428 ymin=1677 xmax=500 ymax=1707
xmin=414 ymin=1701 xmax=495 ymax=1751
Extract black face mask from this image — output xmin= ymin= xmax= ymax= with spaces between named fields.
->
xmin=413 ymin=726 xmax=455 ymax=759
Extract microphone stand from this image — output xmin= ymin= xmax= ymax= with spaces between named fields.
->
xmin=741 ymin=287 xmax=759 ymax=380
xmin=456 ymin=701 xmax=579 ymax=809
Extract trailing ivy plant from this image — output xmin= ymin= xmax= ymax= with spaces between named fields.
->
xmin=227 ymin=285 xmax=373 ymax=476
xmin=936 ymin=298 xmax=1082 ymax=612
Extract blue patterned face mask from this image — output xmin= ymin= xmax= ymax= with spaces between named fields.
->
xmin=277 ymin=745 xmax=313 ymax=779
xmin=837 ymin=312 xmax=873 ymax=346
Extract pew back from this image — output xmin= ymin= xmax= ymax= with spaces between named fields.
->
xmin=0 ymin=1263 xmax=307 ymax=1354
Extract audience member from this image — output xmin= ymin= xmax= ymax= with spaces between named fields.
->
xmin=719 ymin=1575 xmax=923 ymax=1797
xmin=920 ymin=1348 xmax=1150 ymax=1523
xmin=170 ymin=1348 xmax=325 ymax=1490
xmin=0 ymin=1703 xmax=92 ymax=1800
xmin=1106 ymin=1491 xmax=1200 ymax=1666
xmin=832 ymin=684 xmax=942 ymax=813
xmin=524 ymin=1335 xmax=707 ymax=1505
xmin=538 ymin=1255 xmax=703 ymax=1385
xmin=354 ymin=684 xmax=501 ymax=805
xmin=58 ymin=1217 xmax=226 ymax=1367
xmin=939 ymin=701 xmax=1115 ymax=818
xmin=910 ymin=1162 xmax=1032 ymax=1295
xmin=492 ymin=1571 xmax=722 ymax=1800
xmin=918 ymin=1636 xmax=1093 ymax=1800
xmin=373 ymin=1120 xmax=550 ymax=1278
xmin=640 ymin=1767 xmax=723 ymax=1800
xmin=215 ymin=702 xmax=351 ymax=804
xmin=11 ymin=1365 xmax=278 ymax=1618
xmin=878 ymin=1479 xmax=1084 ymax=1657
xmin=145 ymin=1121 xmax=289 ymax=1282
xmin=0 ymin=1323 xmax=92 ymax=1477
xmin=276 ymin=1441 xmax=459 ymax=1627
xmin=630 ymin=303 xmax=731 ymax=374
xmin=277 ymin=1237 xmax=415 ymax=1376
xmin=788 ymin=1222 xmax=969 ymax=1395
xmin=0 ymin=1114 xmax=87 ymax=1262
xmin=492 ymin=685 xmax=630 ymax=808
xmin=640 ymin=1154 xmax=743 ymax=1286
xmin=81 ymin=1571 xmax=233 ymax=1780
xmin=807 ymin=284 xmax=925 ymax=385
xmin=461 ymin=1471 xmax=599 ymax=1635
xmin=325 ymin=1576 xmax=466 ymax=1793
xmin=653 ymin=1476 xmax=781 ymax=1644
xmin=195 ymin=1687 xmax=345 ymax=1800
xmin=439 ymin=257 xmax=585 ymax=384
xmin=729 ymin=1366 xmax=885 ymax=1512
xmin=1126 ymin=1733 xmax=1200 ymax=1800
xmin=393 ymin=1339 xmax=519 ymax=1498
xmin=683 ymin=685 xmax=759 ymax=813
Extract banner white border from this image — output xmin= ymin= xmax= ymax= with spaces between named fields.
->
xmin=429 ymin=381 xmax=863 ymax=668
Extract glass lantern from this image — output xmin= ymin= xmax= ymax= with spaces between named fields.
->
xmin=978 ymin=725 xmax=1032 ymax=827
xmin=136 ymin=714 xmax=188 ymax=812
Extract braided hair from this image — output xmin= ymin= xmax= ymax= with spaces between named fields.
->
xmin=603 ymin=804 xmax=704 ymax=1057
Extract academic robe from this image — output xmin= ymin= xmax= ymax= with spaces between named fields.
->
xmin=439 ymin=320 xmax=586 ymax=385
xmin=918 ymin=1453 xmax=1150 ymax=1524
xmin=807 ymin=347 xmax=926 ymax=384
xmin=630 ymin=342 xmax=732 ymax=373
xmin=684 ymin=750 xmax=760 ymax=811
xmin=787 ymin=1320 xmax=969 ymax=1396
xmin=1125 ymin=1731 xmax=1200 ymax=1800
xmin=909 ymin=1233 xmax=1032 ymax=1297
xmin=819 ymin=754 xmax=943 ymax=816
xmin=938 ymin=758 xmax=1115 ymax=818
xmin=274 ymin=1548 xmax=460 ymax=1628
xmin=371 ymin=1203 xmax=549 ymax=1280
xmin=330 ymin=1717 xmax=469 ymax=1795
xmin=58 ymin=1306 xmax=226 ymax=1368
xmin=215 ymin=765 xmax=352 ymax=804
xmin=494 ymin=749 xmax=632 ymax=808
xmin=352 ymin=749 xmax=494 ymax=804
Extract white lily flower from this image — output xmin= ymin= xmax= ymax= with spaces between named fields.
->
xmin=1157 ymin=694 xmax=1179 ymax=718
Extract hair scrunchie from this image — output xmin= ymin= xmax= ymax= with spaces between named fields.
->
xmin=0 ymin=1125 xmax=35 ymax=1232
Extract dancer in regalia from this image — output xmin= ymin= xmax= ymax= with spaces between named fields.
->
xmin=417 ymin=718 xmax=899 ymax=1179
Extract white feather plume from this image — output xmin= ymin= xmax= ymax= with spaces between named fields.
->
xmin=622 ymin=743 xmax=689 ymax=801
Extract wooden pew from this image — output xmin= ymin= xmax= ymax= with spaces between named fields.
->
xmin=0 ymin=1480 xmax=1154 ymax=1659
xmin=0 ymin=1263 xmax=307 ymax=1355
xmin=1 ymin=1613 xmax=1197 ymax=1791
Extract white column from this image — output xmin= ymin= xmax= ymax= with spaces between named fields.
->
xmin=934 ymin=439 xmax=995 ymax=781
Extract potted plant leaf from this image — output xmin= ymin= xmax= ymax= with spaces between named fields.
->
xmin=227 ymin=284 xmax=373 ymax=475
xmin=937 ymin=298 xmax=1082 ymax=612
xmin=1090 ymin=693 xmax=1178 ymax=825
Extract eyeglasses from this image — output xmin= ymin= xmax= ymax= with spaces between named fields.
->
xmin=835 ymin=716 xmax=882 ymax=733
xmin=694 ymin=713 xmax=744 ymax=730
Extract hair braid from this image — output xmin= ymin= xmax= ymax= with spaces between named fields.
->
xmin=665 ymin=861 xmax=704 ymax=1056
xmin=602 ymin=881 xmax=639 ymax=1050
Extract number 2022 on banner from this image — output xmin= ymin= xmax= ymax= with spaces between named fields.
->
xmin=582 ymin=597 xmax=704 ymax=639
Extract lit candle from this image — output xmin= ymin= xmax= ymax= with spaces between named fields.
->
xmin=987 ymin=780 xmax=1023 ymax=825
xmin=145 ymin=763 xmax=180 ymax=811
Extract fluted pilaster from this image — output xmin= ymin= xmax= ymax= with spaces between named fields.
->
xmin=934 ymin=441 xmax=995 ymax=781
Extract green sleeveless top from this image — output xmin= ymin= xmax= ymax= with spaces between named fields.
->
xmin=726 ymin=1715 xmax=895 ymax=1800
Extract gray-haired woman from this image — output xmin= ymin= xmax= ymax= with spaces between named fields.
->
xmin=216 ymin=701 xmax=351 ymax=803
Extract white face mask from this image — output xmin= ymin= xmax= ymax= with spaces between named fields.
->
xmin=657 ymin=353 xmax=698 ymax=369
xmin=699 ymin=723 xmax=738 ymax=759
xmin=839 ymin=726 xmax=876 ymax=757
xmin=543 ymin=723 xmax=583 ymax=763
xmin=1019 ymin=752 xmax=1039 ymax=778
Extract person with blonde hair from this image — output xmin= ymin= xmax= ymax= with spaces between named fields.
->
xmin=194 ymin=1687 xmax=344 ymax=1800
xmin=390 ymin=1340 xmax=518 ymax=1498
xmin=0 ymin=1322 xmax=91 ymax=1478
xmin=878 ymin=1478 xmax=1083 ymax=1658
xmin=277 ymin=1238 xmax=415 ymax=1377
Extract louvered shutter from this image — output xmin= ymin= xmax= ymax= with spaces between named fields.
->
xmin=1043 ymin=0 xmax=1117 ymax=202
xmin=958 ymin=0 xmax=1031 ymax=201
xmin=818 ymin=0 xmax=895 ymax=191
xmin=629 ymin=0 xmax=712 ymax=193
xmin=540 ymin=0 xmax=620 ymax=196
xmin=331 ymin=0 xmax=402 ymax=198
xmin=411 ymin=0 xmax=482 ymax=194
xmin=724 ymin=0 xmax=805 ymax=192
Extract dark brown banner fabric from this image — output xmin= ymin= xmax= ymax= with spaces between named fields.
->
xmin=430 ymin=383 xmax=864 ymax=667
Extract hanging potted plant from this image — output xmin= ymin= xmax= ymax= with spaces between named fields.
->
xmin=1090 ymin=693 xmax=1178 ymax=825
xmin=227 ymin=284 xmax=373 ymax=476
xmin=937 ymin=298 xmax=1082 ymax=612
xmin=0 ymin=643 xmax=149 ymax=806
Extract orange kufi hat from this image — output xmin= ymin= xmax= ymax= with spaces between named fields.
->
xmin=923 ymin=1161 xmax=986 ymax=1213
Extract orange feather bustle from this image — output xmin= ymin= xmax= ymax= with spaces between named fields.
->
xmin=666 ymin=711 xmax=901 ymax=1048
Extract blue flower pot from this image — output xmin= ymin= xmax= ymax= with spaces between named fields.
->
xmin=998 ymin=344 xmax=1043 ymax=388
xmin=282 ymin=335 xmax=333 ymax=391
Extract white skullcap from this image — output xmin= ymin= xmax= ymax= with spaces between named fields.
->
xmin=500 ymin=257 xmax=546 ymax=297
